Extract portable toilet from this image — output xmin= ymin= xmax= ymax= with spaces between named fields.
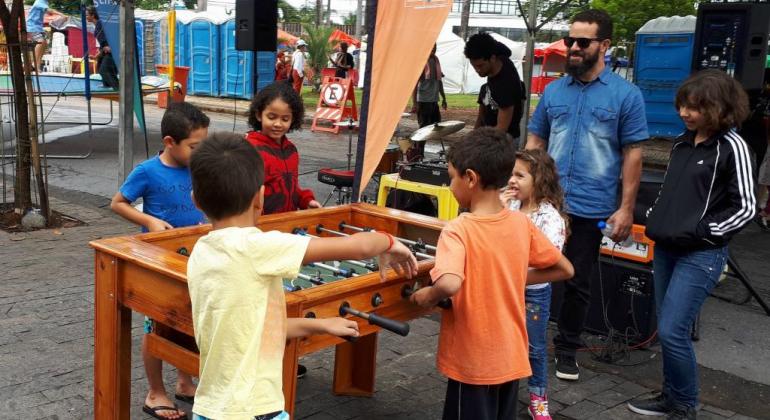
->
xmin=135 ymin=9 xmax=167 ymax=75
xmin=634 ymin=16 xmax=696 ymax=138
xmin=187 ymin=14 xmax=221 ymax=96
xmin=219 ymin=18 xmax=276 ymax=99
xmin=155 ymin=10 xmax=195 ymax=74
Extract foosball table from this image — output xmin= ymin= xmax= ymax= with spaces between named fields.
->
xmin=90 ymin=204 xmax=445 ymax=419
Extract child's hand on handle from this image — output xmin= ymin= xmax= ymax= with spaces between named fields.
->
xmin=307 ymin=200 xmax=323 ymax=208
xmin=378 ymin=241 xmax=419 ymax=281
xmin=410 ymin=286 xmax=438 ymax=308
xmin=320 ymin=317 xmax=359 ymax=338
xmin=146 ymin=217 xmax=173 ymax=232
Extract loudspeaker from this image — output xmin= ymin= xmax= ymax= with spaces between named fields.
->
xmin=235 ymin=0 xmax=278 ymax=52
xmin=551 ymin=257 xmax=657 ymax=345
xmin=692 ymin=2 xmax=770 ymax=91
xmin=633 ymin=169 xmax=664 ymax=225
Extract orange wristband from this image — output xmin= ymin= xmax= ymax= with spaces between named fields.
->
xmin=381 ymin=232 xmax=394 ymax=251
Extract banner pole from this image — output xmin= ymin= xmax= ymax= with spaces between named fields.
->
xmin=351 ymin=0 xmax=378 ymax=201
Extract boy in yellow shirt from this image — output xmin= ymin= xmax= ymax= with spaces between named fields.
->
xmin=186 ymin=132 xmax=419 ymax=420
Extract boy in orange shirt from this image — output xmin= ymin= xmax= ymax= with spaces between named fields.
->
xmin=411 ymin=127 xmax=574 ymax=420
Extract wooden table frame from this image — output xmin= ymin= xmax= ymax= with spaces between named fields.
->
xmin=90 ymin=204 xmax=444 ymax=419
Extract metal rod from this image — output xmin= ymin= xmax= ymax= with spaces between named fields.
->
xmin=309 ymin=261 xmax=358 ymax=277
xmin=318 ymin=224 xmax=434 ymax=260
xmin=294 ymin=229 xmax=378 ymax=270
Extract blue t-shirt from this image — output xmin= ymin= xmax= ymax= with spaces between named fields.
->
xmin=528 ymin=68 xmax=648 ymax=219
xmin=26 ymin=0 xmax=48 ymax=34
xmin=119 ymin=155 xmax=206 ymax=232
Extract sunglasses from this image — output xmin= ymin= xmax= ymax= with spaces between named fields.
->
xmin=563 ymin=36 xmax=603 ymax=49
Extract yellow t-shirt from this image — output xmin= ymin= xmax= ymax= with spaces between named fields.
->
xmin=187 ymin=227 xmax=310 ymax=420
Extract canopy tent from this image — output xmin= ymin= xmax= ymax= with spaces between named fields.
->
xmin=278 ymin=28 xmax=299 ymax=46
xmin=329 ymin=29 xmax=361 ymax=48
xmin=357 ymin=25 xmax=523 ymax=94
xmin=541 ymin=38 xmax=567 ymax=73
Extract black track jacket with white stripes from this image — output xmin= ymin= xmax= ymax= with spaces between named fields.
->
xmin=646 ymin=129 xmax=756 ymax=250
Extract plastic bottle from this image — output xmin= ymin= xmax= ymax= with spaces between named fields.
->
xmin=598 ymin=221 xmax=634 ymax=247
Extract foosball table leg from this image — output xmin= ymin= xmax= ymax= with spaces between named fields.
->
xmin=332 ymin=332 xmax=378 ymax=397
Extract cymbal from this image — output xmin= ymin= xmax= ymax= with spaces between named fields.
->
xmin=333 ymin=119 xmax=359 ymax=127
xmin=410 ymin=120 xmax=465 ymax=142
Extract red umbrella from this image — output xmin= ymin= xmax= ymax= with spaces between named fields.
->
xmin=329 ymin=29 xmax=361 ymax=48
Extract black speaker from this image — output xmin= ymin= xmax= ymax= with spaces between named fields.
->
xmin=633 ymin=169 xmax=665 ymax=225
xmin=235 ymin=0 xmax=278 ymax=52
xmin=692 ymin=2 xmax=770 ymax=91
xmin=551 ymin=257 xmax=657 ymax=345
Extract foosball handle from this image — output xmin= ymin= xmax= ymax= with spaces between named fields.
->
xmin=366 ymin=312 xmax=410 ymax=337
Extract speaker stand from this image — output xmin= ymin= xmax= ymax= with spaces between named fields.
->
xmin=714 ymin=247 xmax=770 ymax=317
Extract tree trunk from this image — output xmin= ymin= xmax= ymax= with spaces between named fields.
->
xmin=316 ymin=0 xmax=323 ymax=27
xmin=0 ymin=0 xmax=32 ymax=213
xmin=520 ymin=0 xmax=539 ymax=146
xmin=355 ymin=0 xmax=363 ymax=39
xmin=459 ymin=0 xmax=471 ymax=41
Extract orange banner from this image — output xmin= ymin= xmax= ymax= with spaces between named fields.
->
xmin=358 ymin=0 xmax=452 ymax=195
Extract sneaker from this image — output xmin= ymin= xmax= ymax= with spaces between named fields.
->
xmin=554 ymin=355 xmax=579 ymax=381
xmin=666 ymin=404 xmax=696 ymax=419
xmin=755 ymin=215 xmax=770 ymax=232
xmin=528 ymin=393 xmax=552 ymax=420
xmin=297 ymin=364 xmax=307 ymax=379
xmin=627 ymin=392 xmax=672 ymax=416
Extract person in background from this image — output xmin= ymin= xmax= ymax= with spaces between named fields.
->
xmin=629 ymin=69 xmax=755 ymax=420
xmin=332 ymin=42 xmax=354 ymax=79
xmin=291 ymin=39 xmax=308 ymax=94
xmin=86 ymin=6 xmax=118 ymax=89
xmin=25 ymin=0 xmax=49 ymax=71
xmin=464 ymin=32 xmax=525 ymax=145
xmin=409 ymin=43 xmax=447 ymax=161
xmin=275 ymin=50 xmax=288 ymax=82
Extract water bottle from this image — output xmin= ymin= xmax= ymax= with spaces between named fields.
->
xmin=598 ymin=221 xmax=633 ymax=247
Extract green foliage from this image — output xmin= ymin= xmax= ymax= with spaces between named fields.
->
xmin=342 ymin=12 xmax=356 ymax=26
xmin=278 ymin=0 xmax=300 ymax=22
xmin=589 ymin=0 xmax=697 ymax=41
xmin=303 ymin=24 xmax=335 ymax=90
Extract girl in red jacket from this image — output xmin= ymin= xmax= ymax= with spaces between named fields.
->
xmin=245 ymin=82 xmax=321 ymax=214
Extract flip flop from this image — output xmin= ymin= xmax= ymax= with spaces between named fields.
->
xmin=142 ymin=404 xmax=188 ymax=420
xmin=175 ymin=393 xmax=195 ymax=404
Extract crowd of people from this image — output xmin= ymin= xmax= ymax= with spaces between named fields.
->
xmin=104 ymin=8 xmax=765 ymax=420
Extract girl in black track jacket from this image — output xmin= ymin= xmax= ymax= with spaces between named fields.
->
xmin=628 ymin=70 xmax=755 ymax=420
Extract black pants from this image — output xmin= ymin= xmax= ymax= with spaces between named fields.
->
xmin=408 ymin=101 xmax=441 ymax=162
xmin=442 ymin=378 xmax=518 ymax=420
xmin=97 ymin=52 xmax=119 ymax=90
xmin=553 ymin=214 xmax=604 ymax=356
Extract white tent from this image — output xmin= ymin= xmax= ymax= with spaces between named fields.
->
xmin=356 ymin=26 xmax=524 ymax=94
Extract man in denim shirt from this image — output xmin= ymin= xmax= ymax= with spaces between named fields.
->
xmin=526 ymin=9 xmax=648 ymax=382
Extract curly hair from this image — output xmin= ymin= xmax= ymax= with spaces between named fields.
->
xmin=464 ymin=32 xmax=512 ymax=60
xmin=247 ymin=81 xmax=305 ymax=132
xmin=675 ymin=69 xmax=750 ymax=133
xmin=515 ymin=149 xmax=570 ymax=237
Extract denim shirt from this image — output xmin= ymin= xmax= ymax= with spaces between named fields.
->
xmin=528 ymin=68 xmax=648 ymax=218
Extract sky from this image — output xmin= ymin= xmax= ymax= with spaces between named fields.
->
xmin=284 ymin=0 xmax=361 ymax=23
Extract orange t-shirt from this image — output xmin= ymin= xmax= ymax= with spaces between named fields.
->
xmin=430 ymin=209 xmax=562 ymax=385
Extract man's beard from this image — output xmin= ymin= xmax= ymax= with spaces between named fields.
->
xmin=565 ymin=49 xmax=600 ymax=78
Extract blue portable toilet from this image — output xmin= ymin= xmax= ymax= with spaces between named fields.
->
xmin=154 ymin=10 xmax=193 ymax=72
xmin=219 ymin=18 xmax=276 ymax=99
xmin=634 ymin=16 xmax=696 ymax=138
xmin=187 ymin=15 xmax=220 ymax=96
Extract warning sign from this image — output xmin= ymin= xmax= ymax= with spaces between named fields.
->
xmin=312 ymin=76 xmax=358 ymax=134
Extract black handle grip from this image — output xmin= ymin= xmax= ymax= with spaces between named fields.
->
xmin=343 ymin=335 xmax=359 ymax=342
xmin=436 ymin=298 xmax=452 ymax=309
xmin=401 ymin=284 xmax=452 ymax=309
xmin=366 ymin=312 xmax=410 ymax=336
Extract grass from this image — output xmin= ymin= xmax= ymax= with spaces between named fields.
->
xmin=300 ymin=86 xmax=540 ymax=112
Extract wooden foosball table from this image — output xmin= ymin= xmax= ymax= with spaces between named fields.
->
xmin=90 ymin=204 xmax=445 ymax=419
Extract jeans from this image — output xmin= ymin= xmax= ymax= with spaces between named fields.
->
xmin=525 ymin=285 xmax=551 ymax=396
xmin=553 ymin=215 xmax=604 ymax=356
xmin=653 ymin=245 xmax=728 ymax=408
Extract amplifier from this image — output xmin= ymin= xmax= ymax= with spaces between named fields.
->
xmin=600 ymin=224 xmax=655 ymax=264
xmin=400 ymin=162 xmax=450 ymax=186
xmin=551 ymin=256 xmax=657 ymax=345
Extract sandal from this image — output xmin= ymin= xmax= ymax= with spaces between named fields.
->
xmin=175 ymin=393 xmax=195 ymax=404
xmin=142 ymin=404 xmax=188 ymax=420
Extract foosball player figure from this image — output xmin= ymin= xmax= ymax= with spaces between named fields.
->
xmin=410 ymin=128 xmax=574 ymax=420
xmin=186 ymin=133 xmax=419 ymax=420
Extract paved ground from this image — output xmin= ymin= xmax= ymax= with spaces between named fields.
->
xmin=1 ymin=96 xmax=769 ymax=419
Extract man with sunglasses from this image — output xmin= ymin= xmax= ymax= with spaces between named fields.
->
xmin=526 ymin=9 xmax=648 ymax=383
xmin=464 ymin=32 xmax=525 ymax=145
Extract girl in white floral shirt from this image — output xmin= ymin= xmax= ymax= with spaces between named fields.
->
xmin=500 ymin=149 xmax=568 ymax=420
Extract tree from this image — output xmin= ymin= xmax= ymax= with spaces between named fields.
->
xmin=589 ymin=0 xmax=697 ymax=41
xmin=302 ymin=25 xmax=334 ymax=91
xmin=342 ymin=12 xmax=356 ymax=26
xmin=279 ymin=0 xmax=301 ymax=22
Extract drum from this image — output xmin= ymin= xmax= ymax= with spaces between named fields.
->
xmin=376 ymin=144 xmax=401 ymax=174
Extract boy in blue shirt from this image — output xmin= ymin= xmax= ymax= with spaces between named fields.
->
xmin=111 ymin=102 xmax=210 ymax=420
xmin=25 ymin=0 xmax=49 ymax=71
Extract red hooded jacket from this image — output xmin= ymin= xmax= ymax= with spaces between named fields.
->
xmin=245 ymin=131 xmax=315 ymax=214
